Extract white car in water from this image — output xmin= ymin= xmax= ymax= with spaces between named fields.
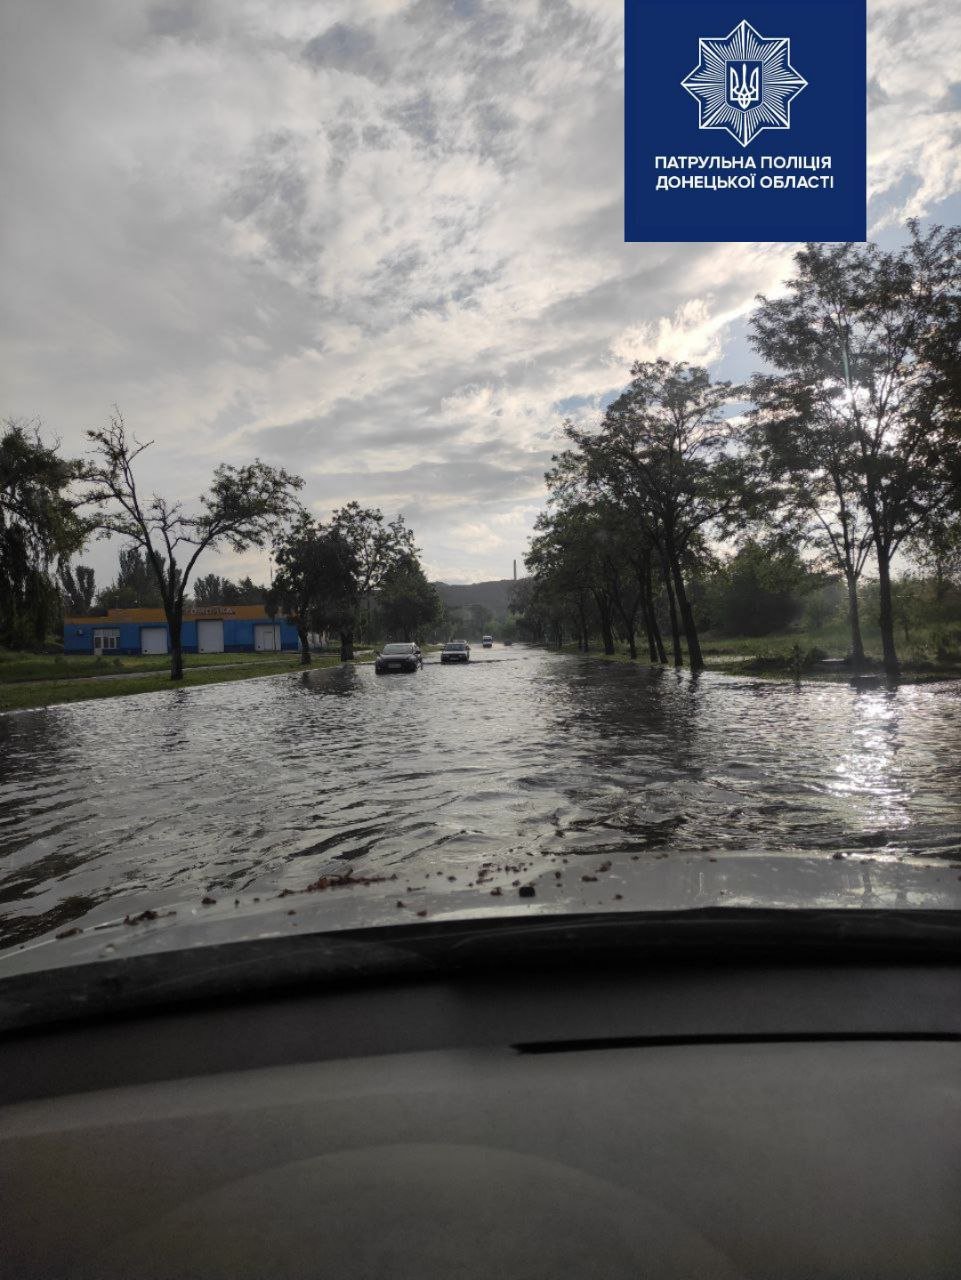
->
xmin=482 ymin=634 xmax=493 ymax=648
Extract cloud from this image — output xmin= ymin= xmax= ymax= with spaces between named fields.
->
xmin=0 ymin=0 xmax=957 ymax=586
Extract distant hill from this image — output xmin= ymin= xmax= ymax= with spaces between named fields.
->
xmin=432 ymin=578 xmax=525 ymax=616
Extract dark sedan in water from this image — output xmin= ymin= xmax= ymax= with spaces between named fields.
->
xmin=374 ymin=642 xmax=422 ymax=674
xmin=440 ymin=641 xmax=470 ymax=664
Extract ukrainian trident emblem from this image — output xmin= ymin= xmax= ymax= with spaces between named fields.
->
xmin=682 ymin=19 xmax=806 ymax=147
xmin=728 ymin=61 xmax=761 ymax=110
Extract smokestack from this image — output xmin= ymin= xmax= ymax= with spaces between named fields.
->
xmin=513 ymin=559 xmax=517 ymax=581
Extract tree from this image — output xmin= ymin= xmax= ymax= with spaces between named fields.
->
xmin=86 ymin=412 xmax=303 ymax=679
xmin=96 ymin=546 xmax=163 ymax=609
xmin=1 ymin=419 xmax=87 ymax=649
xmin=706 ymin=537 xmax=817 ymax=636
xmin=59 ymin=562 xmax=96 ymax=616
xmin=192 ymin=573 xmax=225 ymax=605
xmin=329 ymin=502 xmax=416 ymax=657
xmin=575 ymin=362 xmax=753 ymax=670
xmin=749 ymin=371 xmax=873 ymax=667
xmin=750 ymin=223 xmax=961 ymax=675
xmin=266 ymin=515 xmax=358 ymax=664
xmin=910 ymin=514 xmax=961 ymax=606
xmin=377 ymin=554 xmax=443 ymax=641
xmin=192 ymin=574 xmax=266 ymax=606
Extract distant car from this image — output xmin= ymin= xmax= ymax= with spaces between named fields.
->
xmin=440 ymin=641 xmax=470 ymax=664
xmin=482 ymin=635 xmax=493 ymax=648
xmin=374 ymin=642 xmax=422 ymax=674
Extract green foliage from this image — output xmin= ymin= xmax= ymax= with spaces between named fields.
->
xmin=705 ymin=537 xmax=818 ymax=636
xmin=96 ymin=546 xmax=162 ymax=609
xmin=519 ymin=222 xmax=961 ymax=675
xmin=59 ymin=562 xmax=96 ymax=615
xmin=749 ymin=222 xmax=961 ymax=673
xmin=267 ymin=514 xmax=359 ymax=659
xmin=85 ymin=410 xmax=302 ymax=677
xmin=0 ymin=419 xmax=87 ymax=649
xmin=193 ymin=573 xmax=267 ymax=605
xmin=376 ymin=555 xmax=442 ymax=641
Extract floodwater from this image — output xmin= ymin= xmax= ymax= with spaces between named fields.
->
xmin=1 ymin=645 xmax=960 ymax=948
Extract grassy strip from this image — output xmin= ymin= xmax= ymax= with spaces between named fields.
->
xmin=555 ymin=638 xmax=961 ymax=682
xmin=0 ymin=654 xmax=354 ymax=713
xmin=0 ymin=650 xmax=343 ymax=684
xmin=0 ymin=646 xmax=453 ymax=712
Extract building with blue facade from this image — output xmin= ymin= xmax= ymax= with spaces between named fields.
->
xmin=63 ymin=606 xmax=301 ymax=656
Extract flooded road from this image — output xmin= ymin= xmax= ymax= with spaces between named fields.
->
xmin=2 ymin=645 xmax=960 ymax=947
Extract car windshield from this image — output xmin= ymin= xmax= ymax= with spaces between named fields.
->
xmin=1 ymin=1 xmax=960 ymax=1009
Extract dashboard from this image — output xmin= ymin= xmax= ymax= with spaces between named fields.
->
xmin=2 ymin=957 xmax=959 ymax=1277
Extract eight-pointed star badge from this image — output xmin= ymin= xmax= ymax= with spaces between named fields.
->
xmin=681 ymin=18 xmax=807 ymax=147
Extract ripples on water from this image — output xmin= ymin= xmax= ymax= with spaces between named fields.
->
xmin=1 ymin=647 xmax=960 ymax=946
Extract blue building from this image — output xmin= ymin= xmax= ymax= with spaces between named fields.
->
xmin=63 ymin=606 xmax=301 ymax=656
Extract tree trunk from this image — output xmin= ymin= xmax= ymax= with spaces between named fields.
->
xmin=875 ymin=546 xmax=900 ymax=676
xmin=597 ymin=596 xmax=616 ymax=656
xmin=649 ymin=597 xmax=667 ymax=665
xmin=844 ymin=569 xmax=866 ymax=671
xmin=340 ymin=630 xmax=354 ymax=661
xmin=577 ymin=594 xmax=589 ymax=652
xmin=614 ymin=595 xmax=640 ymax=661
xmin=668 ymin=547 xmax=704 ymax=672
xmin=169 ymin=610 xmax=184 ymax=680
xmin=639 ymin=590 xmax=658 ymax=663
xmin=640 ymin=553 xmax=666 ymax=664
xmin=298 ymin=625 xmax=311 ymax=666
xmin=660 ymin=550 xmax=683 ymax=668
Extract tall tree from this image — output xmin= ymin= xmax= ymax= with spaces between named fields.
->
xmin=192 ymin=573 xmax=224 ymax=605
xmin=330 ymin=502 xmax=416 ymax=657
xmin=59 ymin=562 xmax=96 ymax=616
xmin=96 ymin=545 xmax=163 ymax=609
xmin=267 ymin=515 xmax=358 ymax=664
xmin=577 ymin=362 xmax=752 ymax=671
xmin=706 ymin=536 xmax=817 ymax=637
xmin=1 ymin=419 xmax=87 ymax=649
xmin=750 ymin=223 xmax=961 ymax=675
xmin=86 ymin=412 xmax=302 ymax=679
xmin=749 ymin=374 xmax=873 ymax=667
xmin=909 ymin=514 xmax=961 ymax=607
xmin=377 ymin=554 xmax=443 ymax=642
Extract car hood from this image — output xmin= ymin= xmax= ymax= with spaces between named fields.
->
xmin=2 ymin=852 xmax=960 ymax=987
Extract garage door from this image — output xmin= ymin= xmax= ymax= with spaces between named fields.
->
xmin=141 ymin=627 xmax=168 ymax=655
xmin=197 ymin=620 xmax=224 ymax=654
xmin=254 ymin=624 xmax=280 ymax=652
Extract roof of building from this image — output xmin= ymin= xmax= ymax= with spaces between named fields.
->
xmin=64 ymin=605 xmax=278 ymax=625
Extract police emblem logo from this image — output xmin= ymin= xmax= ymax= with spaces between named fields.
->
xmin=681 ymin=19 xmax=806 ymax=147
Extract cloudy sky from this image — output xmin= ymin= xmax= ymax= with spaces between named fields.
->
xmin=2 ymin=0 xmax=960 ymax=586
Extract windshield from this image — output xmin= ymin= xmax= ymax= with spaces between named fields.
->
xmin=1 ymin=1 xmax=960 ymax=997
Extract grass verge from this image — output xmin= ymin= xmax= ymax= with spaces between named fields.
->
xmin=553 ymin=634 xmax=961 ymax=682
xmin=0 ymin=650 xmax=320 ymax=683
xmin=0 ymin=653 xmax=352 ymax=713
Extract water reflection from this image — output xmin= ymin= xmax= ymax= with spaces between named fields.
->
xmin=1 ymin=648 xmax=959 ymax=946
